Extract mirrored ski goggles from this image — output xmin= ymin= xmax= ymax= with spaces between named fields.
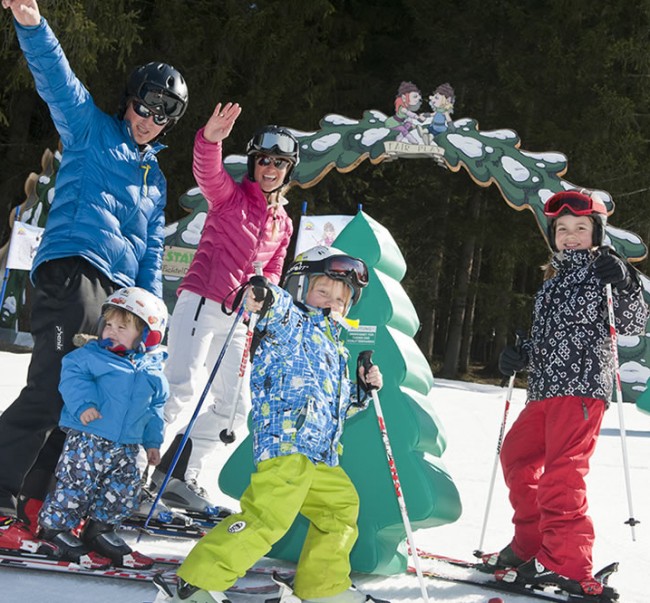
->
xmin=543 ymin=192 xmax=600 ymax=218
xmin=253 ymin=131 xmax=297 ymax=154
xmin=321 ymin=255 xmax=369 ymax=288
xmin=136 ymin=82 xmax=186 ymax=118
xmin=132 ymin=100 xmax=170 ymax=126
xmin=256 ymin=155 xmax=292 ymax=169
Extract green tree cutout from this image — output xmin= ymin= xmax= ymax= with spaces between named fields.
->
xmin=219 ymin=211 xmax=462 ymax=574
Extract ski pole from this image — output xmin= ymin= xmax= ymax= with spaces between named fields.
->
xmin=219 ymin=262 xmax=264 ymax=444
xmin=473 ymin=331 xmax=522 ymax=559
xmin=605 ymin=282 xmax=639 ymax=540
xmin=141 ymin=302 xmax=247 ymax=534
xmin=358 ymin=350 xmax=430 ymax=603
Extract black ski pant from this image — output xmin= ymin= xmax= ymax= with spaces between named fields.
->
xmin=0 ymin=257 xmax=118 ymax=514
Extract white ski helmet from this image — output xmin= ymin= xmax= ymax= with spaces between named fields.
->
xmin=102 ymin=287 xmax=168 ymax=352
xmin=283 ymin=246 xmax=369 ymax=308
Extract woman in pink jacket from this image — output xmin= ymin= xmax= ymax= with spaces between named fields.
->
xmin=150 ymin=102 xmax=298 ymax=512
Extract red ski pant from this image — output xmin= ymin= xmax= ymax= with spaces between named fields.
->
xmin=500 ymin=395 xmax=605 ymax=581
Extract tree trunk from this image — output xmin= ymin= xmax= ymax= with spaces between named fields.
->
xmin=418 ymin=193 xmax=450 ymax=360
xmin=441 ymin=190 xmax=482 ymax=378
xmin=459 ymin=242 xmax=483 ymax=373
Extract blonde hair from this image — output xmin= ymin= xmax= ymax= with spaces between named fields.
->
xmin=102 ymin=306 xmax=146 ymax=335
xmin=308 ymin=275 xmax=352 ymax=308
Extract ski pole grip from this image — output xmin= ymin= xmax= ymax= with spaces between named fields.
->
xmin=357 ymin=350 xmax=376 ymax=392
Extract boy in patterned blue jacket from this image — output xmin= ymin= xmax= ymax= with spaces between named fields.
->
xmin=164 ymin=247 xmax=388 ymax=603
xmin=37 ymin=287 xmax=169 ymax=570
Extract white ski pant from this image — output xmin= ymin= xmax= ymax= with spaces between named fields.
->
xmin=164 ymin=289 xmax=251 ymax=482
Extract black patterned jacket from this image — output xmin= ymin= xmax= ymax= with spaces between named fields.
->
xmin=522 ymin=250 xmax=648 ymax=402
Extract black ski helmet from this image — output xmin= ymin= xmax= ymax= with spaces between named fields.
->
xmin=121 ymin=62 xmax=188 ymax=134
xmin=543 ymin=190 xmax=608 ymax=251
xmin=245 ymin=125 xmax=299 ymax=185
xmin=283 ymin=246 xmax=369 ymax=309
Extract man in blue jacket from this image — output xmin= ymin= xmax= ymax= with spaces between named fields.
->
xmin=0 ymin=0 xmax=188 ymax=552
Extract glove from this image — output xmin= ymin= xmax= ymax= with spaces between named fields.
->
xmin=498 ymin=345 xmax=527 ymax=377
xmin=248 ymin=275 xmax=270 ymax=302
xmin=593 ymin=252 xmax=630 ymax=289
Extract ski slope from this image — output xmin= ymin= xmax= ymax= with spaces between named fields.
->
xmin=0 ymin=350 xmax=648 ymax=602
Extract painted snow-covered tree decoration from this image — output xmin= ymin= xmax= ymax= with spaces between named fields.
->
xmin=1 ymin=80 xmax=648 ymax=403
xmin=219 ymin=211 xmax=462 ymax=574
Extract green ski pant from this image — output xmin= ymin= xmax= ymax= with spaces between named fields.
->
xmin=177 ymin=453 xmax=360 ymax=598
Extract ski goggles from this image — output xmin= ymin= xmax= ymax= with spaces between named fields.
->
xmin=132 ymin=100 xmax=170 ymax=126
xmin=135 ymin=82 xmax=186 ymax=119
xmin=256 ymin=155 xmax=292 ymax=169
xmin=251 ymin=131 xmax=297 ymax=155
xmin=543 ymin=191 xmax=606 ymax=217
xmin=317 ymin=255 xmax=369 ymax=288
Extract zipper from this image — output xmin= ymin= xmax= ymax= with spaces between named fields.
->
xmin=141 ymin=163 xmax=151 ymax=198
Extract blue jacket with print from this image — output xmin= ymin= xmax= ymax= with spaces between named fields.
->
xmin=16 ymin=18 xmax=167 ymax=296
xmin=250 ymin=285 xmax=369 ymax=467
xmin=58 ymin=341 xmax=169 ymax=450
xmin=522 ymin=249 xmax=648 ymax=402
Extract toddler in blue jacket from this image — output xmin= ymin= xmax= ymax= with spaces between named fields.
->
xmin=37 ymin=287 xmax=169 ymax=570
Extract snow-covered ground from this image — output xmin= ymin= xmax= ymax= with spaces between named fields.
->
xmin=1 ymin=349 xmax=648 ymax=603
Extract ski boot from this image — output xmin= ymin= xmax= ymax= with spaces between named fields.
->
xmin=39 ymin=527 xmax=111 ymax=569
xmin=498 ymin=557 xmax=604 ymax=596
xmin=150 ymin=468 xmax=221 ymax=515
xmin=136 ymin=487 xmax=194 ymax=527
xmin=153 ymin=575 xmax=231 ymax=602
xmin=0 ymin=515 xmax=60 ymax=556
xmin=481 ymin=543 xmax=525 ymax=570
xmin=269 ymin=572 xmax=391 ymax=603
xmin=81 ymin=519 xmax=154 ymax=569
xmin=17 ymin=495 xmax=44 ymax=534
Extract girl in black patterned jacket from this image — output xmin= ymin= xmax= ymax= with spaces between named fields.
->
xmin=487 ymin=190 xmax=648 ymax=597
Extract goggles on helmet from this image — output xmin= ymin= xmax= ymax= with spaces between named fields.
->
xmin=136 ymin=82 xmax=186 ymax=119
xmin=250 ymin=131 xmax=298 ymax=156
xmin=288 ymin=255 xmax=369 ymax=289
xmin=543 ymin=191 xmax=607 ymax=218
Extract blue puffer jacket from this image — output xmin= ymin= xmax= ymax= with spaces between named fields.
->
xmin=16 ymin=18 xmax=167 ymax=296
xmin=58 ymin=341 xmax=168 ymax=450
xmin=250 ymin=285 xmax=369 ymax=467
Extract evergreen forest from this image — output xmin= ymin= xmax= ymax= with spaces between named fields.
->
xmin=2 ymin=0 xmax=650 ymax=380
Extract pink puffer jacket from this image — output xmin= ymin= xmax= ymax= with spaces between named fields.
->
xmin=178 ymin=128 xmax=293 ymax=308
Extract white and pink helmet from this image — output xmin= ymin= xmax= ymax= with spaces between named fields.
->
xmin=102 ymin=287 xmax=168 ymax=352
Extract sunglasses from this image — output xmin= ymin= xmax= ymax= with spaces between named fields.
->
xmin=137 ymin=82 xmax=185 ymax=118
xmin=544 ymin=192 xmax=606 ymax=218
xmin=132 ymin=100 xmax=170 ymax=126
xmin=256 ymin=155 xmax=291 ymax=169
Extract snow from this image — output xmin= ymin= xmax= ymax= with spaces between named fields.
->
xmin=1 ymin=350 xmax=649 ymax=603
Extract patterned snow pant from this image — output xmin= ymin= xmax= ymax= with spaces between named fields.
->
xmin=500 ymin=395 xmax=605 ymax=581
xmin=39 ymin=430 xmax=141 ymax=531
xmin=177 ymin=454 xmax=360 ymax=599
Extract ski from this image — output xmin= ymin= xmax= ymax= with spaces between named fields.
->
xmin=410 ymin=551 xmax=619 ymax=603
xmin=0 ymin=547 xmax=288 ymax=595
xmin=119 ymin=516 xmax=207 ymax=539
xmin=122 ymin=507 xmax=229 ymax=538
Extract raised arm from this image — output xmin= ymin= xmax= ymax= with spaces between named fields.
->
xmin=2 ymin=0 xmax=40 ymax=26
xmin=5 ymin=0 xmax=96 ymax=146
